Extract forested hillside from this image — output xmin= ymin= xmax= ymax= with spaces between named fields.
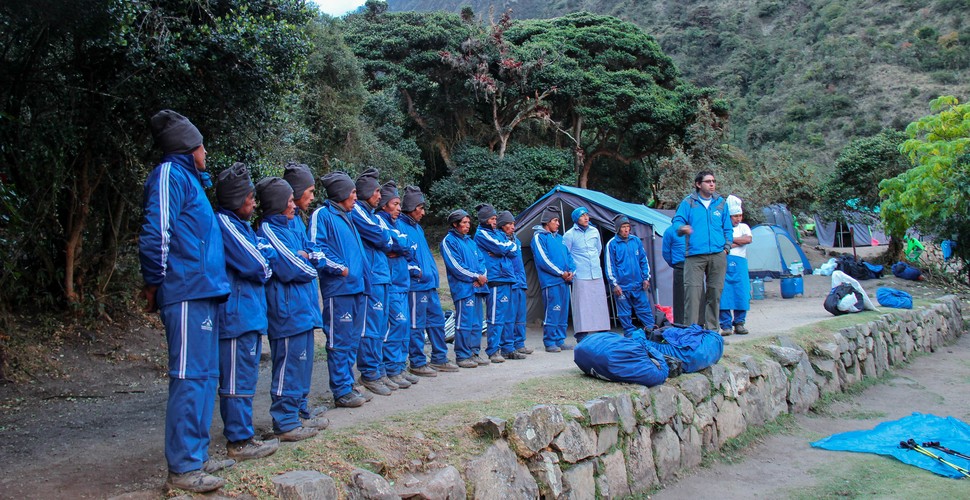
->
xmin=388 ymin=0 xmax=970 ymax=165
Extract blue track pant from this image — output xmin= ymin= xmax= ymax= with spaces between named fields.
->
xmin=269 ymin=330 xmax=312 ymax=433
xmin=408 ymin=290 xmax=448 ymax=366
xmin=358 ymin=284 xmax=388 ymax=382
xmin=384 ymin=291 xmax=409 ymax=376
xmin=541 ymin=283 xmax=570 ymax=347
xmin=323 ymin=294 xmax=365 ymax=400
xmin=219 ymin=331 xmax=261 ymax=442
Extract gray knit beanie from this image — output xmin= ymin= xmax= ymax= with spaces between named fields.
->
xmin=355 ymin=167 xmax=381 ymax=201
xmin=496 ymin=210 xmax=515 ymax=229
xmin=378 ymin=181 xmax=400 ymax=209
xmin=150 ymin=110 xmax=203 ymax=155
xmin=321 ymin=171 xmax=356 ymax=202
xmin=216 ymin=162 xmax=254 ymax=211
xmin=283 ymin=162 xmax=314 ymax=201
xmin=255 ymin=177 xmax=293 ymax=217
xmin=401 ymin=185 xmax=425 ymax=213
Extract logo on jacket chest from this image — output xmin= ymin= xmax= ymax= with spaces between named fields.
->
xmin=371 ymin=301 xmax=384 ymax=311
xmin=713 ymin=209 xmax=722 ymax=218
xmin=339 ymin=312 xmax=353 ymax=322
xmin=420 ymin=295 xmax=429 ymax=303
xmin=201 ymin=316 xmax=213 ymax=332
xmin=299 ymin=350 xmax=307 ymax=361
xmin=465 ymin=298 xmax=475 ymax=307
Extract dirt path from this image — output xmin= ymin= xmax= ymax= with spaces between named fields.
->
xmin=0 ymin=245 xmax=957 ymax=498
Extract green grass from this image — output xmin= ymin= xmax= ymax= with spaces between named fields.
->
xmin=789 ymin=453 xmax=969 ymax=500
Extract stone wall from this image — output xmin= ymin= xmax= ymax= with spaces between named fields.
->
xmin=287 ymin=297 xmax=964 ymax=499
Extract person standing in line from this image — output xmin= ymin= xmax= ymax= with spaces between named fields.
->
xmin=661 ymin=224 xmax=686 ymax=325
xmin=497 ymin=211 xmax=534 ymax=356
xmin=670 ymin=171 xmax=733 ymax=329
xmin=255 ymin=177 xmax=325 ymax=442
xmin=605 ymin=214 xmax=655 ymax=335
xmin=214 ymin=163 xmax=281 ymax=462
xmin=309 ymin=172 xmax=371 ymax=408
xmin=531 ymin=206 xmax=576 ymax=352
xmin=441 ymin=209 xmax=490 ymax=368
xmin=474 ymin=203 xmax=522 ymax=362
xmin=718 ymin=195 xmax=753 ymax=336
xmin=281 ymin=162 xmax=328 ymax=422
xmin=375 ymin=181 xmax=422 ymax=387
xmin=562 ymin=207 xmax=610 ymax=343
xmin=349 ymin=168 xmax=402 ymax=396
xmin=139 ymin=110 xmax=232 ymax=492
xmin=396 ymin=187 xmax=461 ymax=375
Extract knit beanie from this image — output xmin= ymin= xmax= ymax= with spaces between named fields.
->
xmin=255 ymin=177 xmax=292 ymax=217
xmin=150 ymin=110 xmax=203 ymax=155
xmin=448 ymin=209 xmax=470 ymax=226
xmin=613 ymin=213 xmax=631 ymax=229
xmin=320 ymin=171 xmax=356 ymax=202
xmin=216 ymin=162 xmax=254 ymax=211
xmin=476 ymin=203 xmax=497 ymax=223
xmin=496 ymin=210 xmax=515 ymax=229
xmin=572 ymin=207 xmax=589 ymax=224
xmin=283 ymin=162 xmax=314 ymax=201
xmin=378 ymin=181 xmax=400 ymax=209
xmin=355 ymin=167 xmax=381 ymax=200
xmin=540 ymin=206 xmax=561 ymax=225
xmin=401 ymin=185 xmax=425 ymax=213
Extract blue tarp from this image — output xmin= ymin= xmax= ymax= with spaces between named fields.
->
xmin=811 ymin=413 xmax=970 ymax=478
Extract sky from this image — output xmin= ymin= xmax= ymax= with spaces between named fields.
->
xmin=312 ymin=0 xmax=368 ymax=17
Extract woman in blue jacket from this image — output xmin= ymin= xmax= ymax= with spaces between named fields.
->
xmin=442 ymin=209 xmax=490 ymax=368
xmin=256 ymin=177 xmax=323 ymax=443
xmin=531 ymin=206 xmax=576 ymax=352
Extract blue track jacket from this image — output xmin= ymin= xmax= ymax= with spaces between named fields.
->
xmin=511 ymin=235 xmax=528 ymax=290
xmin=399 ymin=214 xmax=439 ymax=291
xmin=474 ymin=225 xmax=517 ymax=284
xmin=258 ymin=214 xmax=322 ymax=339
xmin=377 ymin=211 xmax=421 ymax=293
xmin=351 ymin=201 xmax=398 ymax=286
xmin=531 ymin=225 xmax=576 ymax=289
xmin=605 ymin=234 xmax=651 ymax=292
xmin=309 ymin=201 xmax=369 ymax=298
xmin=139 ymin=153 xmax=229 ymax=307
xmin=670 ymin=192 xmax=733 ymax=257
xmin=441 ymin=229 xmax=487 ymax=301
xmin=216 ymin=208 xmax=274 ymax=338
xmin=661 ymin=224 xmax=686 ymax=266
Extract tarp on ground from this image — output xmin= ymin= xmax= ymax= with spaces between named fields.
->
xmin=811 ymin=412 xmax=970 ymax=478
xmin=514 ymin=185 xmax=673 ymax=326
xmin=746 ymin=225 xmax=814 ymax=278
xmin=814 ymin=211 xmax=889 ymax=247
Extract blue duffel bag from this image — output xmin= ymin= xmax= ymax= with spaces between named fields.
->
xmin=877 ymin=287 xmax=913 ymax=309
xmin=891 ymin=261 xmax=922 ymax=281
xmin=644 ymin=324 xmax=724 ymax=373
xmin=574 ymin=333 xmax=669 ymax=387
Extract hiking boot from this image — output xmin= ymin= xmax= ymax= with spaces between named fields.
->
xmin=473 ymin=354 xmax=491 ymax=366
xmin=503 ymin=351 xmax=527 ymax=360
xmin=559 ymin=343 xmax=575 ymax=351
xmin=430 ymin=361 xmax=460 ymax=372
xmin=734 ymin=323 xmax=749 ymax=335
xmin=489 ymin=353 xmax=506 ymax=363
xmin=303 ymin=406 xmax=327 ymax=419
xmin=409 ymin=364 xmax=438 ymax=377
xmin=335 ymin=392 xmax=367 ymax=408
xmin=202 ymin=458 xmax=235 ymax=474
xmin=302 ymin=416 xmax=330 ymax=429
xmin=516 ymin=346 xmax=534 ymax=355
xmin=352 ymin=385 xmax=375 ymax=402
xmin=720 ymin=328 xmax=734 ymax=337
xmin=387 ymin=374 xmax=411 ymax=389
xmin=361 ymin=378 xmax=392 ymax=396
xmin=545 ymin=345 xmax=561 ymax=353
xmin=402 ymin=372 xmax=420 ymax=385
xmin=227 ymin=438 xmax=279 ymax=461
xmin=457 ymin=358 xmax=478 ymax=369
xmin=381 ymin=375 xmax=402 ymax=390
xmin=276 ymin=426 xmax=319 ymax=442
xmin=166 ymin=469 xmax=225 ymax=493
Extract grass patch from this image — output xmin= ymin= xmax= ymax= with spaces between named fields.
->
xmin=701 ymin=413 xmax=798 ymax=466
xmin=789 ymin=453 xmax=968 ymax=499
xmin=837 ymin=408 xmax=888 ymax=420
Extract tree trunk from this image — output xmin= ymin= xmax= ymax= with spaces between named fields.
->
xmin=572 ymin=115 xmax=584 ymax=186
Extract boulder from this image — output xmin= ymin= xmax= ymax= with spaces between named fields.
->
xmin=626 ymin=426 xmax=658 ymax=493
xmin=506 ymin=405 xmax=565 ymax=459
xmin=561 ymin=460 xmax=595 ymax=500
xmin=465 ymin=442 xmax=537 ymax=500
xmin=551 ymin=419 xmax=597 ymax=463
xmin=347 ymin=469 xmax=398 ymax=500
xmin=272 ymin=471 xmax=339 ymax=500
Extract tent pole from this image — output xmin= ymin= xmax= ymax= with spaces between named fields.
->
xmin=850 ymin=227 xmax=857 ymax=259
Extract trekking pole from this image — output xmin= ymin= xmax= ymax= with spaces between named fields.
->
xmin=900 ymin=440 xmax=970 ymax=478
xmin=922 ymin=441 xmax=970 ymax=461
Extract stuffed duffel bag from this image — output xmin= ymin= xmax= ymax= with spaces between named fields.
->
xmin=644 ymin=325 xmax=725 ymax=373
xmin=876 ymin=287 xmax=913 ymax=309
xmin=891 ymin=261 xmax=922 ymax=281
xmin=574 ymin=333 xmax=669 ymax=387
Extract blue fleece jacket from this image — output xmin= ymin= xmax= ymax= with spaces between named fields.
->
xmin=531 ymin=225 xmax=576 ymax=289
xmin=351 ymin=200 xmax=398 ymax=286
xmin=377 ymin=211 xmax=421 ymax=293
xmin=474 ymin=224 xmax=517 ymax=284
xmin=605 ymin=234 xmax=651 ymax=292
xmin=670 ymin=192 xmax=733 ymax=257
xmin=441 ymin=229 xmax=487 ymax=301
xmin=510 ymin=235 xmax=528 ymax=290
xmin=661 ymin=224 xmax=686 ymax=266
xmin=139 ymin=153 xmax=230 ymax=307
xmin=309 ymin=201 xmax=370 ymax=298
xmin=216 ymin=208 xmax=274 ymax=338
xmin=399 ymin=213 xmax=440 ymax=291
xmin=258 ymin=214 xmax=322 ymax=339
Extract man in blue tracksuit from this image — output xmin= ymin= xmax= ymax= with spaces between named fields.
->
xmin=398 ymin=186 xmax=460 ymax=375
xmin=310 ymin=171 xmax=372 ymax=408
xmin=351 ymin=167 xmax=410 ymax=396
xmin=473 ymin=203 xmax=523 ymax=362
xmin=605 ymin=214 xmax=655 ymax=335
xmin=531 ymin=206 xmax=576 ymax=352
xmin=670 ymin=170 xmax=733 ymax=330
xmin=256 ymin=177 xmax=324 ymax=443
xmin=661 ymin=224 xmax=687 ymax=325
xmin=139 ymin=110 xmax=231 ymax=493
xmin=498 ymin=211 xmax=534 ymax=356
xmin=214 ymin=163 xmax=280 ymax=462
xmin=376 ymin=181 xmax=422 ymax=387
xmin=281 ymin=162 xmax=327 ymax=421
xmin=442 ymin=209 xmax=490 ymax=368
